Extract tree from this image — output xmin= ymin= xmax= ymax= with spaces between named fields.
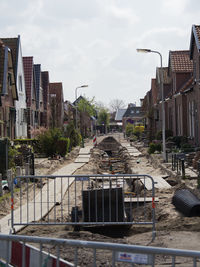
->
xmin=97 ymin=108 xmax=110 ymax=134
xmin=77 ymin=97 xmax=96 ymax=116
xmin=77 ymin=97 xmax=97 ymax=137
xmin=109 ymin=99 xmax=126 ymax=112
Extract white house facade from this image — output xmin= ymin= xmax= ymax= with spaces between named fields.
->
xmin=14 ymin=36 xmax=27 ymax=138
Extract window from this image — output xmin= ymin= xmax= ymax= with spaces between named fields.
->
xmin=50 ymin=94 xmax=56 ymax=98
xmin=188 ymin=101 xmax=195 ymax=138
xmin=18 ymin=75 xmax=23 ymax=92
xmin=177 ymin=104 xmax=182 ymax=136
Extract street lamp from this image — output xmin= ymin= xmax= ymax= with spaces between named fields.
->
xmin=137 ymin=48 xmax=166 ymax=161
xmin=75 ymin=85 xmax=88 ymax=130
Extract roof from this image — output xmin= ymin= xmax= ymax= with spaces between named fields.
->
xmin=73 ymin=95 xmax=85 ymax=105
xmin=115 ymin=108 xmax=126 ymax=121
xmin=1 ymin=37 xmax=19 ymax=76
xmin=169 ymin=50 xmax=193 ymax=73
xmin=64 ymin=100 xmax=75 ymax=109
xmin=34 ymin=64 xmax=41 ymax=109
xmin=41 ymin=71 xmax=49 ymax=110
xmin=0 ymin=42 xmax=18 ymax=100
xmin=190 ymin=25 xmax=200 ymax=59
xmin=180 ymin=76 xmax=193 ymax=94
xmin=23 ymin=56 xmax=35 ymax=107
xmin=123 ymin=106 xmax=144 ymax=118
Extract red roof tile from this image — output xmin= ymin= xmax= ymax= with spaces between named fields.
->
xmin=169 ymin=50 xmax=193 ymax=73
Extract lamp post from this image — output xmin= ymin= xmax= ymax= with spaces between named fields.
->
xmin=137 ymin=48 xmax=166 ymax=161
xmin=75 ymin=85 xmax=88 ymax=130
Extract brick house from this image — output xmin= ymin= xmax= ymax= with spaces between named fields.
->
xmin=143 ymin=67 xmax=170 ymax=140
xmin=49 ymin=82 xmax=64 ymax=128
xmin=34 ymin=64 xmax=44 ymax=127
xmin=63 ymin=100 xmax=76 ymax=127
xmin=166 ymin=50 xmax=193 ymax=137
xmin=1 ymin=36 xmax=27 ymax=138
xmin=41 ymin=71 xmax=50 ymax=128
xmin=122 ymin=103 xmax=144 ymax=131
xmin=0 ymin=41 xmax=18 ymax=139
xmin=73 ymin=95 xmax=96 ymax=136
xmin=23 ymin=57 xmax=37 ymax=138
xmin=189 ymin=25 xmax=200 ymax=145
xmin=155 ymin=67 xmax=171 ymax=135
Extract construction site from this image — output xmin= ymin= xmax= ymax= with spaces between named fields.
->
xmin=1 ymin=134 xmax=200 ymax=266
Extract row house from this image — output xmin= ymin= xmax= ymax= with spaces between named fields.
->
xmin=0 ymin=35 xmax=73 ymax=140
xmin=23 ymin=56 xmax=37 ymax=138
xmin=1 ymin=36 xmax=27 ymax=138
xmin=63 ymin=100 xmax=76 ymax=127
xmin=144 ymin=51 xmax=193 ymax=141
xmin=166 ymin=50 xmax=193 ymax=137
xmin=143 ymin=25 xmax=200 ymax=146
xmin=34 ymin=64 xmax=44 ymax=127
xmin=41 ymin=71 xmax=50 ymax=128
xmin=23 ymin=58 xmax=52 ymax=137
xmin=0 ymin=41 xmax=18 ymax=139
xmin=49 ymin=82 xmax=64 ymax=129
xmin=189 ymin=25 xmax=200 ymax=145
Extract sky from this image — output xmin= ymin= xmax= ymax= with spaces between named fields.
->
xmin=1 ymin=0 xmax=200 ymax=107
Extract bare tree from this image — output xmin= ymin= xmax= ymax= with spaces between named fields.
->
xmin=109 ymin=99 xmax=126 ymax=112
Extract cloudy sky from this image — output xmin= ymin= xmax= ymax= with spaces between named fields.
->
xmin=1 ymin=0 xmax=200 ymax=107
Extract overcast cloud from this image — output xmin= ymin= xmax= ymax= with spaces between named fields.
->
xmin=1 ymin=0 xmax=199 ymax=106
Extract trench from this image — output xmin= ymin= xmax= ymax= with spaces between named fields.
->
xmin=97 ymin=136 xmax=128 ymax=174
xmin=20 ymin=136 xmax=153 ymax=240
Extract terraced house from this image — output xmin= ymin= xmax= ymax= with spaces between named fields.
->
xmin=23 ymin=56 xmax=37 ymax=138
xmin=1 ymin=36 xmax=27 ymax=138
xmin=0 ymin=40 xmax=18 ymax=139
xmin=142 ymin=24 xmax=200 ymax=146
xmin=189 ymin=24 xmax=200 ymax=145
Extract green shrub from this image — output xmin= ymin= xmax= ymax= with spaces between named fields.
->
xmin=130 ymin=135 xmax=138 ymax=142
xmin=56 ymin=137 xmax=70 ymax=157
xmin=148 ymin=142 xmax=162 ymax=154
xmin=181 ymin=143 xmax=194 ymax=152
xmin=148 ymin=143 xmax=156 ymax=154
xmin=171 ymin=136 xmax=188 ymax=148
xmin=125 ymin=123 xmax=134 ymax=137
xmin=155 ymin=143 xmax=162 ymax=152
xmin=156 ymin=130 xmax=173 ymax=140
xmin=37 ymin=128 xmax=62 ymax=157
xmin=65 ymin=122 xmax=81 ymax=148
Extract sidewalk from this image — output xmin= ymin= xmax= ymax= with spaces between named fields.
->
xmin=0 ymin=144 xmax=93 ymax=234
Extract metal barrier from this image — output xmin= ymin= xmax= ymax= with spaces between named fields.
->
xmin=0 ymin=233 xmax=200 ymax=266
xmin=11 ymin=174 xmax=156 ymax=239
